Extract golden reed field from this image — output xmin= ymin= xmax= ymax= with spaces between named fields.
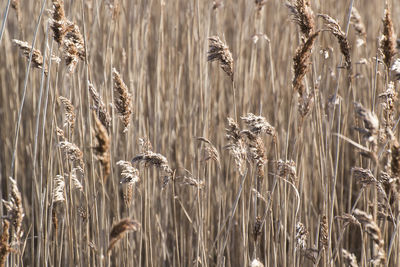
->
xmin=1 ymin=0 xmax=400 ymax=266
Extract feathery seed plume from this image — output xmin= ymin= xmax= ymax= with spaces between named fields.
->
xmin=286 ymin=0 xmax=315 ymax=38
xmin=88 ymin=82 xmax=111 ymax=130
xmin=132 ymin=147 xmax=172 ymax=188
xmin=380 ymin=4 xmax=396 ymax=69
xmin=2 ymin=177 xmax=24 ymax=240
xmin=112 ymin=68 xmax=132 ymax=133
xmin=59 ymin=96 xmax=76 ymax=132
xmin=12 ymin=39 xmax=48 ymax=74
xmin=207 ymin=36 xmax=234 ymax=79
xmin=107 ymin=219 xmax=140 ymax=254
xmin=117 ymin=161 xmax=140 ymax=206
xmin=319 ymin=14 xmax=351 ymax=71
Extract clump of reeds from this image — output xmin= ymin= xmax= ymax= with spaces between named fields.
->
xmin=107 ymin=218 xmax=140 ymax=254
xmin=88 ymin=82 xmax=111 ymax=130
xmin=132 ymin=145 xmax=173 ymax=188
xmin=286 ymin=0 xmax=315 ymax=38
xmin=59 ymin=141 xmax=84 ymax=169
xmin=12 ymin=39 xmax=47 ymax=74
xmin=207 ymin=36 xmax=234 ymax=79
xmin=318 ymin=14 xmax=351 ymax=71
xmin=380 ymin=3 xmax=396 ymax=69
xmin=350 ymin=7 xmax=366 ymax=47
xmin=59 ymin=96 xmax=75 ymax=132
xmin=2 ymin=177 xmax=24 ymax=241
xmin=196 ymin=137 xmax=221 ymax=169
xmin=117 ymin=161 xmax=140 ymax=206
xmin=0 ymin=220 xmax=12 ymax=267
xmin=93 ymin=115 xmax=110 ymax=179
xmin=112 ymin=68 xmax=132 ymax=133
xmin=50 ymin=0 xmax=85 ymax=73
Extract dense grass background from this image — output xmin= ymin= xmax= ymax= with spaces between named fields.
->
xmin=1 ymin=0 xmax=399 ymax=266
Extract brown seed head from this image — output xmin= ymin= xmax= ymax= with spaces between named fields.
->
xmin=112 ymin=68 xmax=132 ymax=133
xmin=286 ymin=0 xmax=315 ymax=38
xmin=207 ymin=36 xmax=234 ymax=79
xmin=380 ymin=4 xmax=396 ymax=69
xmin=12 ymin=39 xmax=48 ymax=75
xmin=107 ymin=219 xmax=140 ymax=254
xmin=318 ymin=14 xmax=351 ymax=71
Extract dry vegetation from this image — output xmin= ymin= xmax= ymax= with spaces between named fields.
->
xmin=2 ymin=0 xmax=400 ymax=266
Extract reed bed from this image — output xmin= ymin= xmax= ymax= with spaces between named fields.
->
xmin=1 ymin=0 xmax=400 ymax=266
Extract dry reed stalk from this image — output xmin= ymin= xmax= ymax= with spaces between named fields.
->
xmin=225 ymin=118 xmax=247 ymax=175
xmin=319 ymin=215 xmax=328 ymax=250
xmin=107 ymin=218 xmax=140 ymax=254
xmin=12 ymin=39 xmax=48 ymax=74
xmin=132 ymin=148 xmax=173 ymax=188
xmin=286 ymin=0 xmax=315 ymax=38
xmin=196 ymin=137 xmax=221 ymax=169
xmin=352 ymin=209 xmax=386 ymax=265
xmin=350 ymin=8 xmax=366 ymax=47
xmin=342 ymin=249 xmax=359 ymax=267
xmin=292 ymin=31 xmax=319 ymax=97
xmin=50 ymin=0 xmax=85 ymax=73
xmin=59 ymin=141 xmax=84 ymax=169
xmin=93 ymin=115 xmax=110 ymax=179
xmin=380 ymin=3 xmax=396 ymax=69
xmin=59 ymin=96 xmax=76 ymax=132
xmin=207 ymin=36 xmax=234 ymax=79
xmin=2 ymin=178 xmax=24 ymax=241
xmin=112 ymin=68 xmax=132 ymax=133
xmin=318 ymin=14 xmax=351 ymax=71
xmin=88 ymin=82 xmax=111 ymax=130
xmin=0 ymin=221 xmax=11 ymax=267
xmin=117 ymin=161 xmax=140 ymax=206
